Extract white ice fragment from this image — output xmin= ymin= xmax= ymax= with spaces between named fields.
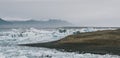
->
xmin=0 ymin=53 xmax=5 ymax=58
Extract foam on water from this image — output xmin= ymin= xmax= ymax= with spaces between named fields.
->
xmin=0 ymin=28 xmax=119 ymax=58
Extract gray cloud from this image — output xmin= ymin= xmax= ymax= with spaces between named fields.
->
xmin=0 ymin=0 xmax=120 ymax=27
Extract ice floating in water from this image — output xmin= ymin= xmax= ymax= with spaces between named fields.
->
xmin=0 ymin=27 xmax=119 ymax=58
xmin=0 ymin=27 xmax=117 ymax=44
xmin=0 ymin=46 xmax=120 ymax=58
xmin=0 ymin=28 xmax=69 ymax=44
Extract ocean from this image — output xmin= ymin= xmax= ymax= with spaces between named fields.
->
xmin=0 ymin=28 xmax=119 ymax=58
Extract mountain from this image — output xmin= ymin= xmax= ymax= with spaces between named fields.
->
xmin=1 ymin=18 xmax=73 ymax=28
xmin=12 ymin=19 xmax=71 ymax=24
xmin=13 ymin=19 xmax=73 ymax=28
xmin=0 ymin=18 xmax=11 ymax=25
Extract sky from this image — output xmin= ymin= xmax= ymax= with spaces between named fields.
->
xmin=0 ymin=0 xmax=120 ymax=27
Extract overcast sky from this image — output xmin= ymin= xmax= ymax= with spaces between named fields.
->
xmin=0 ymin=0 xmax=120 ymax=27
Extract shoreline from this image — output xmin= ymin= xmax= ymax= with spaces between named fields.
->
xmin=19 ymin=29 xmax=120 ymax=55
xmin=19 ymin=42 xmax=120 ymax=55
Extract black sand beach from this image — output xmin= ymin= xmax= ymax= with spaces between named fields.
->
xmin=19 ymin=29 xmax=120 ymax=55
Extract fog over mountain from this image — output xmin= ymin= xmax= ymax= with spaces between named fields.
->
xmin=0 ymin=0 xmax=120 ymax=27
xmin=0 ymin=18 xmax=12 ymax=25
xmin=0 ymin=18 xmax=72 ymax=28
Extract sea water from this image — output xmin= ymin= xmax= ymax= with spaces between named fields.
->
xmin=0 ymin=28 xmax=119 ymax=58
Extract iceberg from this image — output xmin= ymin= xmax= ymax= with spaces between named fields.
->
xmin=0 ymin=27 xmax=119 ymax=58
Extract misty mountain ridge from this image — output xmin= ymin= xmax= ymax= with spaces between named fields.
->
xmin=0 ymin=18 xmax=12 ymax=25
xmin=11 ymin=19 xmax=72 ymax=25
xmin=0 ymin=18 xmax=73 ymax=28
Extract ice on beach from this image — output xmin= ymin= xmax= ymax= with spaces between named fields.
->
xmin=0 ymin=27 xmax=119 ymax=58
xmin=0 ymin=28 xmax=68 ymax=44
xmin=0 ymin=46 xmax=120 ymax=58
xmin=0 ymin=27 xmax=117 ymax=44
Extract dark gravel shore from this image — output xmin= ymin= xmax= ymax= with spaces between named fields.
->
xmin=19 ymin=29 xmax=120 ymax=55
